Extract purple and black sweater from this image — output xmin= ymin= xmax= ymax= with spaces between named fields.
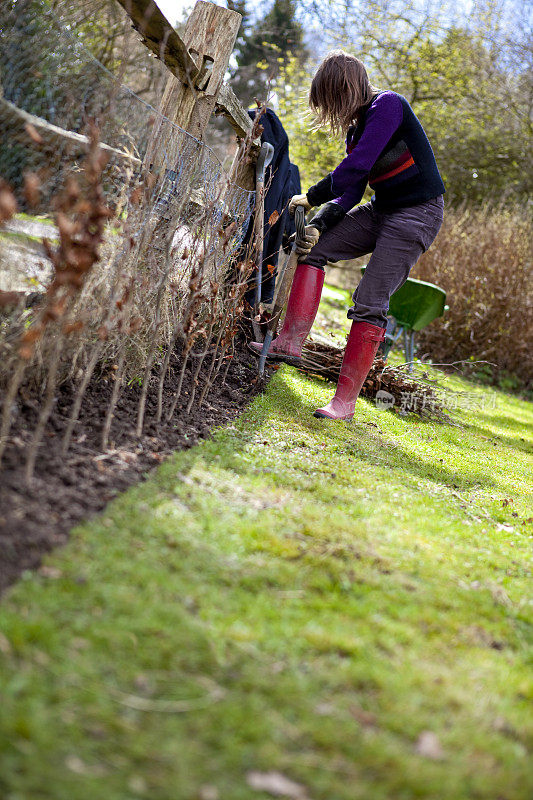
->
xmin=306 ymin=91 xmax=445 ymax=225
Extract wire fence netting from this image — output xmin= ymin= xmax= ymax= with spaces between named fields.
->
xmin=0 ymin=0 xmax=257 ymax=476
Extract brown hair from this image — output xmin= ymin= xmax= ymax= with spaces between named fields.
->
xmin=309 ymin=50 xmax=377 ymax=134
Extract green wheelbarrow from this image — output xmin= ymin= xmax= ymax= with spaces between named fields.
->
xmin=360 ymin=267 xmax=448 ymax=371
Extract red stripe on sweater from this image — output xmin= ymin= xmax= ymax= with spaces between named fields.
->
xmin=371 ymin=156 xmax=415 ymax=184
xmin=388 ymin=149 xmax=414 ymax=170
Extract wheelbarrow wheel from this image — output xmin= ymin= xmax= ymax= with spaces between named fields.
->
xmin=377 ymin=318 xmax=397 ymax=361
xmin=377 ymin=337 xmax=393 ymax=360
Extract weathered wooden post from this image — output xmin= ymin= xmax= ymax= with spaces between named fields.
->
xmin=116 ymin=0 xmax=257 ymax=190
xmin=143 ymin=1 xmax=241 ymax=176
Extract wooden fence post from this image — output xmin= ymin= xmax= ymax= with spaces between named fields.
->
xmin=144 ymin=1 xmax=241 ymax=175
xmin=116 ymin=0 xmax=258 ymax=189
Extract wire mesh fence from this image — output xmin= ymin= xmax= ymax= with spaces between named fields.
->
xmin=0 ymin=0 xmax=257 ymax=479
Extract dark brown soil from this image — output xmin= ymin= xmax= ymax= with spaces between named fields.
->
xmin=0 ymin=339 xmax=265 ymax=593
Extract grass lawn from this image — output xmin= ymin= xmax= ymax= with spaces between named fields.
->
xmin=1 ymin=290 xmax=532 ymax=799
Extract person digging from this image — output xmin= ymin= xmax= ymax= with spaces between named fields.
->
xmin=250 ymin=50 xmax=445 ymax=420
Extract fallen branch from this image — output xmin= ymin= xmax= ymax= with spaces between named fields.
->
xmin=299 ymin=338 xmax=451 ymax=422
xmin=0 ymin=97 xmax=141 ymax=166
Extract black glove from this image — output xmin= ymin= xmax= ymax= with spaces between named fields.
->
xmin=308 ymin=202 xmax=346 ymax=233
xmin=306 ymin=174 xmax=335 ymax=207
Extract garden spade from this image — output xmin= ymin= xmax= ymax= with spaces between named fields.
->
xmin=258 ymin=205 xmax=306 ymax=375
xmin=252 ymin=141 xmax=275 ymax=341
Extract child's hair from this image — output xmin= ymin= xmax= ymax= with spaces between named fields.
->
xmin=309 ymin=50 xmax=377 ymax=134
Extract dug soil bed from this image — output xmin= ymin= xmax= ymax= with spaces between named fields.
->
xmin=0 ymin=338 xmax=264 ymax=593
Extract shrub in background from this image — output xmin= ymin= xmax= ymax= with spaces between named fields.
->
xmin=411 ymin=204 xmax=532 ymax=392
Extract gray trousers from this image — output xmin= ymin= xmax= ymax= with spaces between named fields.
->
xmin=307 ymin=196 xmax=444 ymax=328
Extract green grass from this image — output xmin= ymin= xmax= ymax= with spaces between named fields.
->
xmin=14 ymin=213 xmax=55 ymax=225
xmin=1 ymin=301 xmax=532 ymax=799
xmin=0 ymin=213 xmax=57 ymax=244
xmin=0 ymin=229 xmax=46 ymax=245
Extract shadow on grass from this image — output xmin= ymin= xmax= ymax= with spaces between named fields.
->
xmin=460 ymin=419 xmax=533 ymax=455
xmin=255 ymin=371 xmax=501 ymax=494
xmin=169 ymin=365 xmax=529 ymax=509
xmin=475 ymin=410 xmax=533 ymax=437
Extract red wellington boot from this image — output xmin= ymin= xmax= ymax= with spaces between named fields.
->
xmin=314 ymin=320 xmax=385 ymax=420
xmin=249 ymin=263 xmax=324 ymax=365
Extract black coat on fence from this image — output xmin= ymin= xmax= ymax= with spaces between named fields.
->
xmin=244 ymin=108 xmax=301 ymax=305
